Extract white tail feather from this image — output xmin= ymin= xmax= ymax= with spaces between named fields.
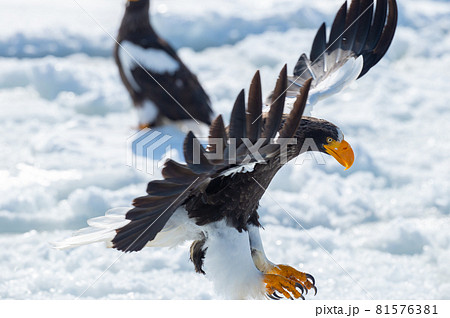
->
xmin=52 ymin=207 xmax=131 ymax=250
xmin=52 ymin=207 xmax=203 ymax=250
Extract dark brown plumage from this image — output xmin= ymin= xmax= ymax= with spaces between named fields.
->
xmin=190 ymin=236 xmax=207 ymax=275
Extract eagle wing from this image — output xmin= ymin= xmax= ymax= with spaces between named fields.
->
xmin=112 ymin=66 xmax=312 ymax=252
xmin=268 ymin=0 xmax=398 ymax=110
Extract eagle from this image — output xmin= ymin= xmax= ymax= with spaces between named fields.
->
xmin=56 ymin=0 xmax=398 ymax=299
xmin=114 ymin=0 xmax=213 ymax=129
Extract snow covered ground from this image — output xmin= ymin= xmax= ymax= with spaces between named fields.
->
xmin=1 ymin=0 xmax=450 ymax=299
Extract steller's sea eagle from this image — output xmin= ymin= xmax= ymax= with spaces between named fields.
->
xmin=56 ymin=0 xmax=397 ymax=299
xmin=114 ymin=0 xmax=213 ymax=129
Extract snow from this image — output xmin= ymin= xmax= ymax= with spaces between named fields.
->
xmin=1 ymin=0 xmax=450 ymax=300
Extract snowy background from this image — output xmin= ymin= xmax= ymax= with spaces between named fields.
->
xmin=1 ymin=0 xmax=450 ymax=299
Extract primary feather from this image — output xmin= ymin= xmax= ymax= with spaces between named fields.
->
xmin=267 ymin=0 xmax=398 ymax=114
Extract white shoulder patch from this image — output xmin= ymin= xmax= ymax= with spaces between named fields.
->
xmin=299 ymin=55 xmax=364 ymax=113
xmin=220 ymin=162 xmax=257 ymax=177
xmin=118 ymin=40 xmax=181 ymax=91
xmin=285 ymin=56 xmax=364 ymax=115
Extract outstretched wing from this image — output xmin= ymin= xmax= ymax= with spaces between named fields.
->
xmin=269 ymin=0 xmax=398 ymax=109
xmin=116 ymin=38 xmax=213 ymax=125
xmin=112 ymin=66 xmax=312 ymax=252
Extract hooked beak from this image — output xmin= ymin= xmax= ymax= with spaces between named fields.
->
xmin=323 ymin=139 xmax=355 ymax=170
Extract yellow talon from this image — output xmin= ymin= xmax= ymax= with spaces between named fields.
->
xmin=267 ymin=264 xmax=316 ymax=296
xmin=263 ymin=274 xmax=303 ymax=299
xmin=268 ymin=264 xmax=307 ymax=281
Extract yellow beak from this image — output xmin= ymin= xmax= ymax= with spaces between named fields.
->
xmin=323 ymin=139 xmax=355 ymax=170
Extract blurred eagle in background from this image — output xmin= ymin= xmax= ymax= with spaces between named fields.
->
xmin=114 ymin=0 xmax=213 ymax=129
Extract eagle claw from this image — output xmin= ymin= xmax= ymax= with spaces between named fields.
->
xmin=266 ymin=291 xmax=283 ymax=300
xmin=266 ymin=264 xmax=317 ymax=299
xmin=266 ymin=293 xmax=278 ymax=300
xmin=295 ymin=282 xmax=305 ymax=294
xmin=263 ymin=273 xmax=306 ymax=300
xmin=306 ymin=273 xmax=316 ymax=286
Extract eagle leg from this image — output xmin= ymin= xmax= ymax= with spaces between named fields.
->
xmin=248 ymin=224 xmax=317 ymax=299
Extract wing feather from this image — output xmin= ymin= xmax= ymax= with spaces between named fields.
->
xmin=365 ymin=0 xmax=388 ymax=52
xmin=262 ymin=65 xmax=288 ymax=141
xmin=246 ymin=71 xmax=263 ymax=143
xmin=341 ymin=0 xmax=360 ymax=52
xmin=310 ymin=23 xmax=327 ymax=63
xmin=112 ymin=175 xmax=204 ymax=252
xmin=208 ymin=115 xmax=228 ymax=155
xmin=184 ymin=131 xmax=213 ymax=172
xmin=229 ymin=89 xmax=247 ymax=146
xmin=280 ymin=0 xmax=397 ymax=108
xmin=359 ymin=0 xmax=398 ymax=77
xmin=279 ymin=78 xmax=312 ymax=139
xmin=326 ymin=1 xmax=347 ymax=69
xmin=146 ymin=180 xmax=189 ymax=197
xmin=352 ymin=0 xmax=374 ymax=55
xmin=161 ymin=159 xmax=197 ymax=180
